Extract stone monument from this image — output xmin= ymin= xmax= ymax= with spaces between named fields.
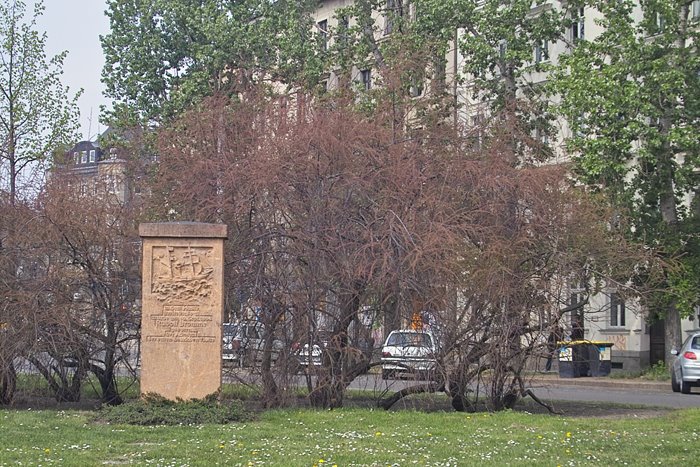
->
xmin=139 ymin=222 xmax=227 ymax=400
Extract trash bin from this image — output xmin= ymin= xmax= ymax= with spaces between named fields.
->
xmin=558 ymin=341 xmax=614 ymax=378
xmin=589 ymin=342 xmax=614 ymax=377
xmin=558 ymin=342 xmax=587 ymax=378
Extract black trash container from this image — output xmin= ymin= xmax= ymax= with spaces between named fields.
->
xmin=589 ymin=342 xmax=614 ymax=377
xmin=558 ymin=341 xmax=614 ymax=378
xmin=558 ymin=341 xmax=586 ymax=378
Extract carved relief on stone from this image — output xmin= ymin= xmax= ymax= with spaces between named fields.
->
xmin=151 ymin=245 xmax=214 ymax=303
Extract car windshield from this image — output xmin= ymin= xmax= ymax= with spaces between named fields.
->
xmin=386 ymin=332 xmax=432 ymax=347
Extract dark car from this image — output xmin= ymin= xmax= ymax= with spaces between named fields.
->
xmin=671 ymin=332 xmax=700 ymax=394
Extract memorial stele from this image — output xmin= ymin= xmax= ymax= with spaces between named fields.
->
xmin=139 ymin=222 xmax=227 ymax=400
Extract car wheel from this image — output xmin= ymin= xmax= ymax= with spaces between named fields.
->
xmin=680 ymin=371 xmax=692 ymax=394
xmin=381 ymin=369 xmax=392 ymax=380
xmin=671 ymin=370 xmax=680 ymax=393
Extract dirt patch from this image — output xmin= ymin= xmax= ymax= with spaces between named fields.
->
xmin=3 ymin=392 xmax=672 ymax=420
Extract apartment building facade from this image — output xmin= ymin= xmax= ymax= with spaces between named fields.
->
xmin=309 ymin=0 xmax=699 ymax=371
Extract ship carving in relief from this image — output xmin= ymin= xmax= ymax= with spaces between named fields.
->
xmin=151 ymin=245 xmax=214 ymax=303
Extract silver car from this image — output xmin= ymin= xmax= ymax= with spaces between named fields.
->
xmin=671 ymin=333 xmax=700 ymax=394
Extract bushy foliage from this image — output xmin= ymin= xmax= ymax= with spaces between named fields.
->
xmin=93 ymin=394 xmax=251 ymax=426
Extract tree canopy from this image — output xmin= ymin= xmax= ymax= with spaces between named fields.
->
xmin=0 ymin=0 xmax=80 ymax=203
xmin=101 ymin=0 xmax=322 ymax=127
xmin=552 ymin=0 xmax=700 ymax=356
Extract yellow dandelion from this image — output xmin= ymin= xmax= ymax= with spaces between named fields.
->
xmin=537 ymin=435 xmax=543 ymax=439
xmin=566 ymin=432 xmax=572 ymax=438
xmin=44 ymin=448 xmax=51 ymax=454
xmin=375 ymin=431 xmax=383 ymax=437
xmin=319 ymin=460 xmax=325 ymax=464
xmin=219 ymin=444 xmax=225 ymax=449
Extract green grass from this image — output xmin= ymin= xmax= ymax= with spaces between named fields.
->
xmin=13 ymin=373 xmax=141 ymax=401
xmin=1 ymin=406 xmax=698 ymax=465
xmin=610 ymin=361 xmax=671 ymax=381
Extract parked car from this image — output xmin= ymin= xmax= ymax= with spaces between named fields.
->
xmin=222 ymin=322 xmax=283 ymax=367
xmin=380 ymin=329 xmax=438 ymax=380
xmin=671 ymin=332 xmax=700 ymax=394
xmin=292 ymin=342 xmax=324 ymax=369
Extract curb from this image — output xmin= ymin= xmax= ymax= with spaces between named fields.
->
xmin=527 ymin=376 xmax=669 ymax=393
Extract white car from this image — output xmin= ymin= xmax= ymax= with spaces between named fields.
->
xmin=222 ymin=322 xmax=283 ymax=367
xmin=296 ymin=343 xmax=323 ymax=368
xmin=381 ymin=330 xmax=438 ymax=380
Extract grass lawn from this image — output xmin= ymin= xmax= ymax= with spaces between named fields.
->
xmin=1 ymin=406 xmax=698 ymax=466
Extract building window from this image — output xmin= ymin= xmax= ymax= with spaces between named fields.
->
xmin=654 ymin=12 xmax=665 ymax=32
xmin=89 ymin=149 xmax=96 ymax=163
xmin=470 ymin=113 xmax=485 ymax=149
xmin=498 ymin=40 xmax=507 ymax=60
xmin=81 ymin=151 xmax=88 ymax=164
xmin=73 ymin=151 xmax=80 ymax=164
xmin=360 ymin=69 xmax=371 ymax=90
xmin=534 ymin=40 xmax=549 ymax=64
xmin=570 ymin=280 xmax=587 ymax=340
xmin=610 ymin=293 xmax=626 ymax=327
xmin=317 ymin=19 xmax=327 ymax=51
xmin=571 ymin=7 xmax=585 ymax=42
xmin=407 ymin=70 xmax=424 ymax=97
xmin=693 ymin=0 xmax=700 ymax=20
xmin=384 ymin=0 xmax=397 ymax=35
xmin=339 ymin=15 xmax=349 ymax=45
xmin=570 ymin=295 xmax=585 ymax=340
xmin=409 ymin=80 xmax=423 ymax=98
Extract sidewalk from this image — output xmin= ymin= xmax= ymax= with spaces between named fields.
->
xmin=527 ymin=373 xmax=669 ymax=393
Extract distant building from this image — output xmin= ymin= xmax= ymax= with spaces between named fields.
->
xmin=54 ymin=133 xmax=130 ymax=205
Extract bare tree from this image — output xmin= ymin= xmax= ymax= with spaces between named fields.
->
xmin=11 ymin=170 xmax=142 ymax=404
xmin=0 ymin=199 xmax=36 ymax=404
xmin=152 ymin=90 xmax=646 ymax=410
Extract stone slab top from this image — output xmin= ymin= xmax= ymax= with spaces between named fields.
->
xmin=139 ymin=222 xmax=228 ymax=239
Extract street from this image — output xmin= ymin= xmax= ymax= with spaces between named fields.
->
xmin=340 ymin=373 xmax=700 ymax=409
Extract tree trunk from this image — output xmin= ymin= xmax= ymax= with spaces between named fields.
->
xmin=91 ymin=364 xmax=122 ymax=405
xmin=260 ymin=320 xmax=280 ymax=408
xmin=309 ymin=289 xmax=363 ymax=408
xmin=664 ymin=303 xmax=682 ymax=367
xmin=658 ymin=110 xmax=682 ymax=361
xmin=0 ymin=362 xmax=16 ymax=405
xmin=383 ymin=287 xmax=401 ymax=340
xmin=28 ymin=355 xmax=85 ymax=402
